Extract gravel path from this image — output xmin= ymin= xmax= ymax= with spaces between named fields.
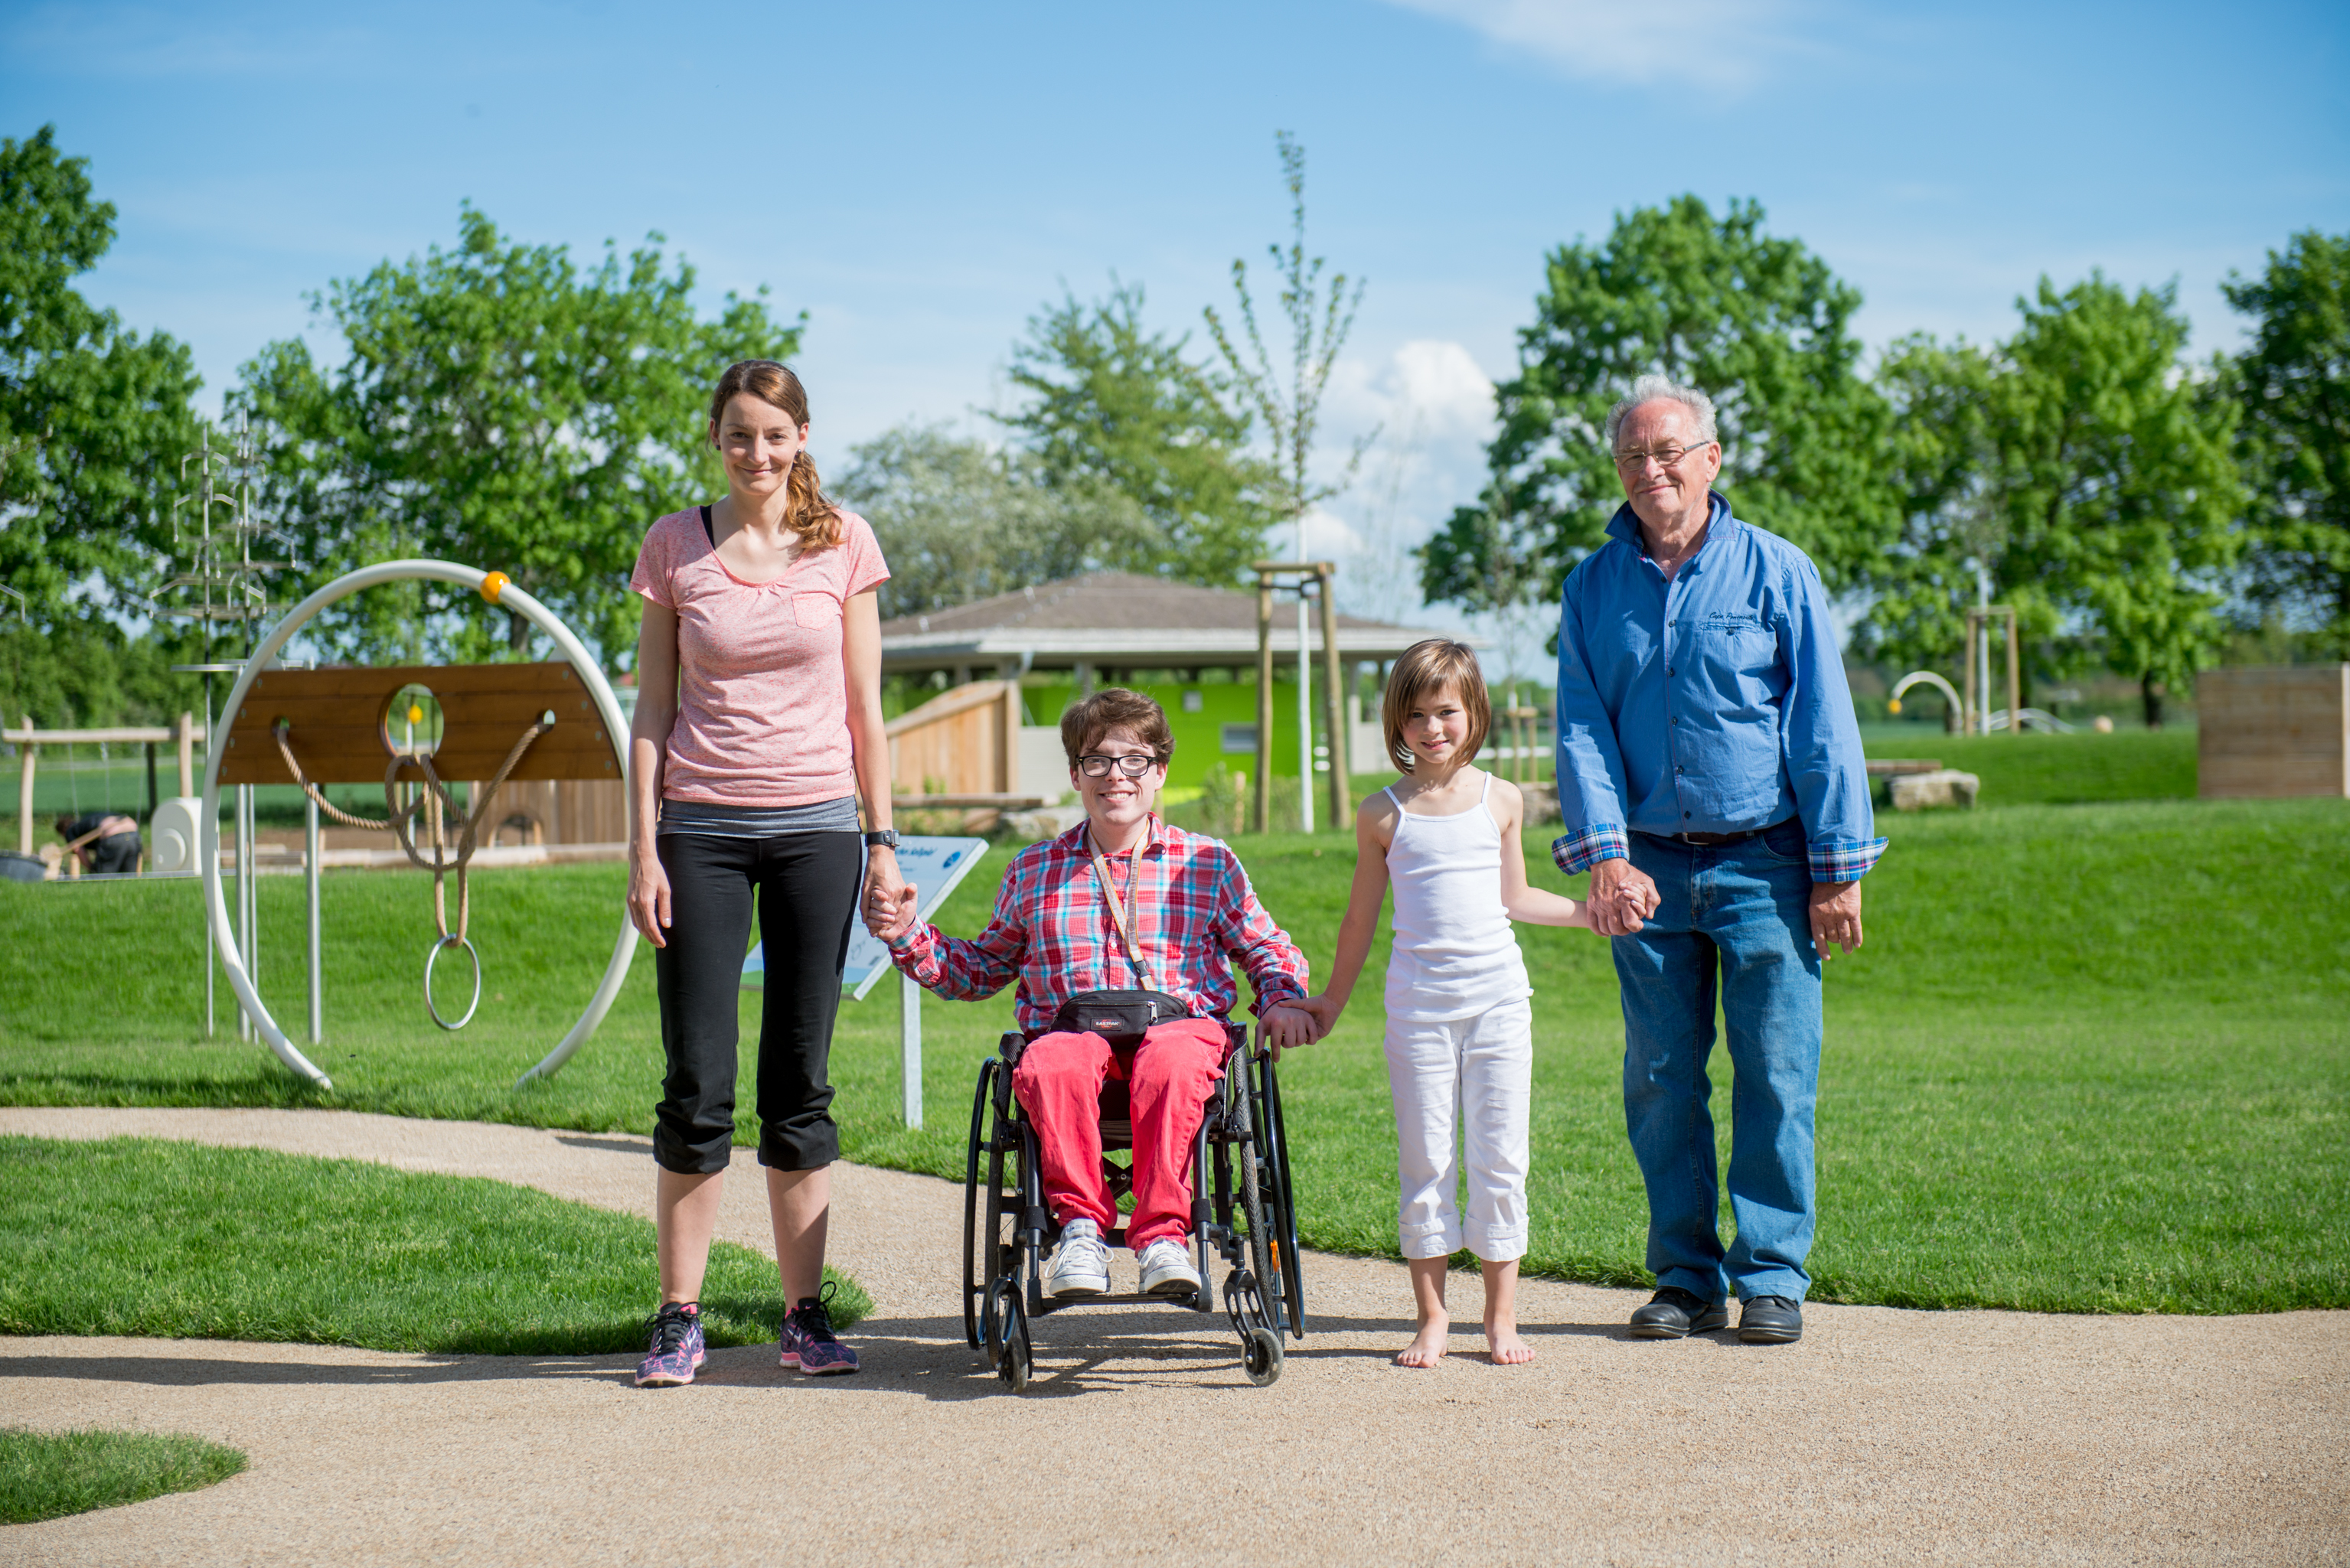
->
xmin=2 ymin=1106 xmax=2343 ymax=1565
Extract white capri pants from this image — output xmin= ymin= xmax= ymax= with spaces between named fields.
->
xmin=1382 ymin=994 xmax=1532 ymax=1263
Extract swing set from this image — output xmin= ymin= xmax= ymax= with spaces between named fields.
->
xmin=204 ymin=559 xmax=638 ymax=1091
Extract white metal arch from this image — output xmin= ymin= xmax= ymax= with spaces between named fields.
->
xmin=201 ymin=559 xmax=639 ymax=1090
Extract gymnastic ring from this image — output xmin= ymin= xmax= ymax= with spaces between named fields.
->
xmin=425 ymin=934 xmax=483 ymax=1032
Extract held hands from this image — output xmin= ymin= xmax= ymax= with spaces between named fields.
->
xmin=862 ymin=853 xmax=914 ymax=945
xmin=1587 ymin=857 xmax=1663 ymax=937
xmin=1260 ymin=999 xmax=1323 ymax=1058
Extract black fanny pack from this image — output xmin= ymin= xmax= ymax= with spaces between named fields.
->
xmin=1050 ymin=989 xmax=1193 ymax=1048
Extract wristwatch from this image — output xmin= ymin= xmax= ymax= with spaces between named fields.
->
xmin=863 ymin=829 xmax=899 ymax=850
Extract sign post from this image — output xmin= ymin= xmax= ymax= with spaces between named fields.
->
xmin=742 ymin=835 xmax=991 ymax=1131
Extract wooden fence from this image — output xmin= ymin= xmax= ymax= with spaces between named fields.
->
xmin=888 ymin=680 xmax=1020 ymax=797
xmin=2197 ymin=664 xmax=2349 ymax=798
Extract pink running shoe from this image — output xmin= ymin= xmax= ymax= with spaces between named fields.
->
xmin=778 ymin=1284 xmax=859 ymax=1376
xmin=635 ymin=1301 xmax=706 ymax=1387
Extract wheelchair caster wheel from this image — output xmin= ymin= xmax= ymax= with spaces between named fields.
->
xmin=981 ymin=1278 xmax=1012 ymax=1370
xmin=1242 ymin=1324 xmax=1283 ymax=1387
xmin=999 ymin=1294 xmax=1032 ymax=1392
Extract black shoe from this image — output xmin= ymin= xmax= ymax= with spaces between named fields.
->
xmin=1738 ymin=1295 xmax=1803 ymax=1344
xmin=1628 ymin=1286 xmax=1729 ymax=1339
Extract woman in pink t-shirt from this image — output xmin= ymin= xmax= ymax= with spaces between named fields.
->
xmin=624 ymin=360 xmax=901 ymax=1384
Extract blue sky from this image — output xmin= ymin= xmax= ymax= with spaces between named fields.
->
xmin=5 ymin=0 xmax=2346 ymax=663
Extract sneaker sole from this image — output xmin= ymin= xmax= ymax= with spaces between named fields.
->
xmin=1048 ymin=1280 xmax=1110 ymax=1299
xmin=634 ymin=1349 xmax=706 ymax=1387
xmin=1142 ymin=1274 xmax=1202 ymax=1298
xmin=793 ymin=1358 xmax=860 ymax=1375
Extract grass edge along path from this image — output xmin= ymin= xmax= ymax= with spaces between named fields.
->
xmin=0 ymin=1136 xmax=870 ymax=1354
xmin=0 ymin=1427 xmax=247 ymax=1526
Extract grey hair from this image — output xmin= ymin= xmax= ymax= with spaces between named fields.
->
xmin=1604 ymin=374 xmax=1720 ymax=452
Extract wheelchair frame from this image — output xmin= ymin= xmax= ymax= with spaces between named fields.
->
xmin=962 ymin=1020 xmax=1307 ymax=1391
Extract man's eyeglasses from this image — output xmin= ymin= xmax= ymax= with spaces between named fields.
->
xmin=1077 ymin=752 xmax=1160 ymax=779
xmin=1612 ymin=440 xmax=1717 ymax=472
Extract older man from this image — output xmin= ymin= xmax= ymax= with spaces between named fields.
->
xmin=1554 ymin=374 xmax=1884 ymax=1346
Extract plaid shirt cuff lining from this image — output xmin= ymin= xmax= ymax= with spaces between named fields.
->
xmin=1807 ymin=838 xmax=1889 ymax=881
xmin=1552 ymin=826 xmax=1630 ymax=874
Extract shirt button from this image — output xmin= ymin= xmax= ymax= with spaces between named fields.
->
xmin=1667 ymin=667 xmax=1676 ymax=676
xmin=1683 ymin=811 xmax=1692 ymax=819
xmin=1669 ymin=716 xmax=1677 ymax=725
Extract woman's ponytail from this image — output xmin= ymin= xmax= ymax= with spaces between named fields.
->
xmin=783 ymin=449 xmax=843 ymax=550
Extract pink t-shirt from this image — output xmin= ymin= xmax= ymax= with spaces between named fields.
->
xmin=629 ymin=506 xmax=890 ymax=807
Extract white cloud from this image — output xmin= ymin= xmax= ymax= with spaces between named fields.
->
xmin=1377 ymin=0 xmax=1820 ymax=92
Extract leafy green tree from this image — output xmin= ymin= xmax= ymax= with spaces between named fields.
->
xmin=2224 ymin=230 xmax=2350 ymax=654
xmin=1861 ymin=275 xmax=2241 ymax=727
xmin=1203 ymin=132 xmax=1372 ymax=544
xmin=0 ymin=124 xmax=205 ymax=723
xmin=1421 ymin=195 xmax=1893 ymax=614
xmin=834 ymin=425 xmax=1158 ymax=620
xmin=997 ymin=282 xmax=1273 ymax=586
xmin=237 ymin=205 xmax=801 ymax=668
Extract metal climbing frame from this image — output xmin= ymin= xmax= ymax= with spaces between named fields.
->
xmin=200 ymin=559 xmax=638 ymax=1091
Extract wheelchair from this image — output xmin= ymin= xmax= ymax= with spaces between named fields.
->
xmin=962 ymin=1019 xmax=1306 ymax=1392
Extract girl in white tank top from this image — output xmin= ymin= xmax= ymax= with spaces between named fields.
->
xmin=1297 ymin=641 xmax=1595 ymax=1368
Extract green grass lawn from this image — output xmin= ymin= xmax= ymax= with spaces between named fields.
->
xmin=1862 ymin=728 xmax=2198 ymax=804
xmin=0 ymin=1136 xmax=867 ymax=1352
xmin=1 ymin=1426 xmax=246 ymax=1526
xmin=2 ymin=793 xmax=2345 ymax=1315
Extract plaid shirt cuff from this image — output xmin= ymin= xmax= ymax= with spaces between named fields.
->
xmin=1552 ymin=825 xmax=1630 ymax=875
xmin=1808 ymin=838 xmax=1889 ymax=882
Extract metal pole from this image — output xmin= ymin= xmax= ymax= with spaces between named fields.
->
xmin=1316 ymin=565 xmax=1347 ymax=830
xmin=15 ymin=725 xmax=32 ymax=856
xmin=1296 ymin=588 xmax=1314 ymax=834
xmin=237 ymin=783 xmax=255 ymax=1040
xmin=1963 ymin=611 xmax=1979 ymax=740
xmin=899 ymin=967 xmax=924 ymax=1130
xmin=1255 ymin=572 xmax=1274 ymax=833
xmin=2006 ymin=609 xmax=2022 ymax=737
xmin=305 ymin=792 xmax=322 ymax=1046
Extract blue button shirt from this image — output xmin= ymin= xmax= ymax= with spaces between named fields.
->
xmin=1552 ymin=492 xmax=1887 ymax=882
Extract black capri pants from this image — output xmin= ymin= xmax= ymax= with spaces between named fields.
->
xmin=652 ymin=830 xmax=863 ymax=1175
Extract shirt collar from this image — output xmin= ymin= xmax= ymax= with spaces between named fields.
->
xmin=1069 ymin=813 xmax=1166 ymax=859
xmin=1606 ymin=491 xmax=1737 ymax=558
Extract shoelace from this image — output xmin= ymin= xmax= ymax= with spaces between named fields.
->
xmin=648 ymin=1304 xmax=696 ymax=1354
xmin=788 ymin=1283 xmax=840 ymax=1344
xmin=1061 ymin=1229 xmax=1109 ymax=1267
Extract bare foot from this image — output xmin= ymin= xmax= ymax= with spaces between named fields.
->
xmin=1394 ymin=1320 xmax=1448 ymax=1368
xmin=1485 ymin=1321 xmax=1535 ymax=1364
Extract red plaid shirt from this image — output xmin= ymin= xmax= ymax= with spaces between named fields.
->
xmin=888 ymin=817 xmax=1310 ymax=1033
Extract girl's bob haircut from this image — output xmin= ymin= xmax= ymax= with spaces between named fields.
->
xmin=1382 ymin=638 xmax=1490 ymax=772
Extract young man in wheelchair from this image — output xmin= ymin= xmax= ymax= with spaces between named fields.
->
xmin=871 ymin=687 xmax=1320 ymax=1299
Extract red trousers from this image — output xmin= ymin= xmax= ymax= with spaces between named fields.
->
xmin=1010 ymin=1018 xmax=1229 ymax=1251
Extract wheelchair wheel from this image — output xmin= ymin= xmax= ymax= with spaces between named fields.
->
xmin=1242 ymin=1324 xmax=1283 ymax=1387
xmin=963 ymin=1059 xmax=995 ymax=1350
xmin=998 ymin=1290 xmax=1032 ymax=1393
xmin=1257 ymin=1050 xmax=1307 ymax=1338
xmin=1230 ymin=1073 xmax=1280 ymax=1342
xmin=982 ymin=1275 xmax=1013 ymax=1371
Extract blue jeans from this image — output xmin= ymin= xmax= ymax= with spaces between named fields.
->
xmin=1613 ymin=817 xmax=1821 ymax=1304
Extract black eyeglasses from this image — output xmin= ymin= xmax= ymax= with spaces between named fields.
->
xmin=1077 ymin=752 xmax=1159 ymax=778
xmin=1612 ymin=440 xmax=1717 ymax=471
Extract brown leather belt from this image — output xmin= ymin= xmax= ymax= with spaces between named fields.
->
xmin=1650 ymin=826 xmax=1767 ymax=847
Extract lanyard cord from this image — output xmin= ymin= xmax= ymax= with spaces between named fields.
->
xmin=1083 ymin=824 xmax=1157 ymax=993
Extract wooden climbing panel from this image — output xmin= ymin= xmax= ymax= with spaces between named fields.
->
xmin=217 ymin=663 xmax=622 ymax=786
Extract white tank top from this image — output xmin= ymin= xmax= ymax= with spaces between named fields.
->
xmin=1382 ymin=774 xmax=1532 ymax=1022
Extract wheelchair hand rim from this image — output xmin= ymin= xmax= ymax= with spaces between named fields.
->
xmin=425 ymin=934 xmax=482 ymax=1031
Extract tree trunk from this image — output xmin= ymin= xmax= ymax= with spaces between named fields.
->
xmin=2140 ymin=673 xmax=2166 ymax=730
xmin=508 ymin=608 xmax=529 ymax=655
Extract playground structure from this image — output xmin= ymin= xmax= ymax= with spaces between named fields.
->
xmin=1889 ymin=604 xmax=2047 ymax=736
xmin=202 ymin=559 xmax=638 ymax=1091
xmin=6 ymin=714 xmax=206 ymax=872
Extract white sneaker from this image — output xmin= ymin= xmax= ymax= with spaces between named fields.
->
xmin=1137 ymin=1237 xmax=1203 ymax=1298
xmin=1046 ymin=1218 xmax=1111 ymax=1298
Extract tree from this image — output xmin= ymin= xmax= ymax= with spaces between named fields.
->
xmin=237 ymin=206 xmax=801 ymax=669
xmin=997 ymin=282 xmax=1274 ymax=586
xmin=0 ymin=124 xmax=205 ymax=722
xmin=2224 ymin=230 xmax=2350 ymax=654
xmin=834 ymin=425 xmax=1159 ymax=621
xmin=1860 ymin=276 xmax=2242 ymax=727
xmin=1203 ymin=132 xmax=1372 ymax=546
xmin=1421 ymin=195 xmax=1893 ymax=614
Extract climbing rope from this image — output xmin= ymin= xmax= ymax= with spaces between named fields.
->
xmin=273 ymin=715 xmax=552 ymax=1029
